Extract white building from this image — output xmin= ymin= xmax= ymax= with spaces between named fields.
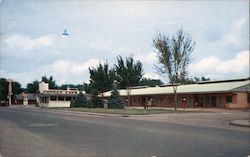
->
xmin=37 ymin=82 xmax=80 ymax=108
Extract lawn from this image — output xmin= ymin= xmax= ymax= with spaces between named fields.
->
xmin=51 ymin=107 xmax=190 ymax=115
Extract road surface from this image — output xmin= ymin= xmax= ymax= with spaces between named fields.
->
xmin=0 ymin=107 xmax=249 ymax=157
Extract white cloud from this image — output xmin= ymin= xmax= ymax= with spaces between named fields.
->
xmin=134 ymin=52 xmax=157 ymax=64
xmin=226 ymin=18 xmax=247 ymax=45
xmin=143 ymin=72 xmax=161 ymax=80
xmin=5 ymin=34 xmax=56 ymax=51
xmin=1 ymin=58 xmax=103 ymax=87
xmin=89 ymin=37 xmax=113 ymax=51
xmin=49 ymin=59 xmax=101 ymax=76
xmin=189 ymin=50 xmax=249 ymax=78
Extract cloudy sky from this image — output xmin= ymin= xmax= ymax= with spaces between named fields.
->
xmin=0 ymin=0 xmax=249 ymax=87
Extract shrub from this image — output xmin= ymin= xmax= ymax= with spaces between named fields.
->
xmin=107 ymin=85 xmax=124 ymax=109
xmin=70 ymin=92 xmax=87 ymax=107
xmin=85 ymin=91 xmax=103 ymax=108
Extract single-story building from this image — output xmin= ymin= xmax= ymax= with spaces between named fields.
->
xmin=37 ymin=82 xmax=90 ymax=108
xmin=15 ymin=93 xmax=37 ymax=105
xmin=103 ymin=78 xmax=250 ymax=109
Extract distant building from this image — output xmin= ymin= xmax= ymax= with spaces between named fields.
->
xmin=15 ymin=93 xmax=37 ymax=105
xmin=37 ymin=82 xmax=88 ymax=108
xmin=103 ymin=78 xmax=250 ymax=109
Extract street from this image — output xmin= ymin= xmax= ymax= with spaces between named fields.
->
xmin=0 ymin=107 xmax=249 ymax=157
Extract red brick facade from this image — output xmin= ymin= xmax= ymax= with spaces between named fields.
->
xmin=122 ymin=92 xmax=249 ymax=109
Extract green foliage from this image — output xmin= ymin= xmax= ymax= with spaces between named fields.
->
xmin=178 ymin=76 xmax=211 ymax=84
xmin=42 ymin=76 xmax=58 ymax=89
xmin=60 ymin=84 xmax=84 ymax=91
xmin=0 ymin=78 xmax=23 ymax=100
xmin=89 ymin=92 xmax=103 ymax=108
xmin=137 ymin=78 xmax=163 ymax=87
xmin=153 ymin=29 xmax=195 ymax=111
xmin=107 ymin=85 xmax=124 ymax=109
xmin=115 ymin=55 xmax=143 ymax=89
xmin=0 ymin=78 xmax=8 ymax=101
xmin=153 ymin=29 xmax=195 ymax=84
xmin=88 ymin=62 xmax=115 ymax=94
xmin=70 ymin=92 xmax=87 ymax=107
xmin=83 ymin=83 xmax=93 ymax=94
xmin=26 ymin=80 xmax=39 ymax=93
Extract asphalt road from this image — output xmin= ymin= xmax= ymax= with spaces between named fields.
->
xmin=0 ymin=107 xmax=249 ymax=157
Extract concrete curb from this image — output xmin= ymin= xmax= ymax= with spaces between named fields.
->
xmin=6 ymin=106 xmax=127 ymax=117
xmin=229 ymin=120 xmax=250 ymax=127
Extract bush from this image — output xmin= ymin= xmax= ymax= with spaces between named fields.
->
xmin=70 ymin=92 xmax=87 ymax=107
xmin=107 ymin=85 xmax=124 ymax=109
xmin=91 ymin=93 xmax=103 ymax=108
xmin=85 ymin=91 xmax=103 ymax=108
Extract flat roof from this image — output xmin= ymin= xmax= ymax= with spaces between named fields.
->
xmin=103 ymin=78 xmax=250 ymax=97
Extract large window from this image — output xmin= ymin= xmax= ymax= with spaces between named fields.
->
xmin=226 ymin=96 xmax=232 ymax=103
xmin=50 ymin=96 xmax=57 ymax=101
xmin=66 ymin=97 xmax=72 ymax=101
xmin=58 ymin=96 xmax=65 ymax=101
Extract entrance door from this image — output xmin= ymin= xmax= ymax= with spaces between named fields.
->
xmin=211 ymin=96 xmax=216 ymax=107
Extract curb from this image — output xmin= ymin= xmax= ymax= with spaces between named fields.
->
xmin=6 ymin=106 xmax=127 ymax=118
xmin=229 ymin=120 xmax=250 ymax=127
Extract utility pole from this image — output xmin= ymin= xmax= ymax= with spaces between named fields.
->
xmin=6 ymin=79 xmax=13 ymax=106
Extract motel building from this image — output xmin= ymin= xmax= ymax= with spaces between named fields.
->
xmin=103 ymin=78 xmax=250 ymax=109
xmin=37 ymin=82 xmax=80 ymax=108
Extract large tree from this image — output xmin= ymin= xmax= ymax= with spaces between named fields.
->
xmin=115 ymin=55 xmax=143 ymax=88
xmin=88 ymin=62 xmax=115 ymax=96
xmin=153 ymin=29 xmax=195 ymax=111
xmin=114 ymin=55 xmax=143 ymax=106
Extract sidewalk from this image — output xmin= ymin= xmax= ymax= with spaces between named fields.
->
xmin=229 ymin=119 xmax=250 ymax=127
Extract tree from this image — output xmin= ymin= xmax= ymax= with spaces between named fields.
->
xmin=178 ymin=76 xmax=211 ymax=84
xmin=88 ymin=62 xmax=115 ymax=96
xmin=153 ymin=29 xmax=195 ymax=111
xmin=137 ymin=78 xmax=163 ymax=87
xmin=114 ymin=55 xmax=143 ymax=106
xmin=26 ymin=80 xmax=39 ymax=93
xmin=107 ymin=85 xmax=124 ymax=109
xmin=115 ymin=55 xmax=143 ymax=89
xmin=42 ymin=76 xmax=58 ymax=89
xmin=70 ymin=92 xmax=87 ymax=107
xmin=0 ymin=78 xmax=8 ymax=101
xmin=0 ymin=78 xmax=23 ymax=102
xmin=87 ymin=91 xmax=103 ymax=108
xmin=12 ymin=81 xmax=23 ymax=94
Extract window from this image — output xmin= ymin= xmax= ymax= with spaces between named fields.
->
xmin=226 ymin=96 xmax=232 ymax=103
xmin=50 ymin=96 xmax=57 ymax=101
xmin=58 ymin=96 xmax=65 ymax=101
xmin=66 ymin=97 xmax=71 ymax=101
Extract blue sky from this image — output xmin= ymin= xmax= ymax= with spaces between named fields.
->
xmin=0 ymin=0 xmax=249 ymax=87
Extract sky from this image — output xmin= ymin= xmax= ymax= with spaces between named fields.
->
xmin=0 ymin=0 xmax=249 ymax=87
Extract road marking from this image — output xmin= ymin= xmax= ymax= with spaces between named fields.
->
xmin=28 ymin=123 xmax=58 ymax=127
xmin=0 ymin=152 xmax=3 ymax=157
